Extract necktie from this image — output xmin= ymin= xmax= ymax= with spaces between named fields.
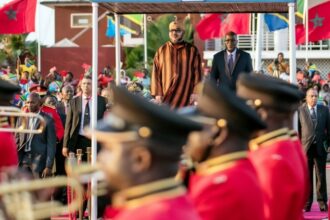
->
xmin=311 ymin=107 xmax=317 ymax=126
xmin=65 ymin=103 xmax=69 ymax=115
xmin=25 ymin=117 xmax=36 ymax=152
xmin=228 ymin=54 xmax=234 ymax=73
xmin=83 ymin=99 xmax=90 ymax=127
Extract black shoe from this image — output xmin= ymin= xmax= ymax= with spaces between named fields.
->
xmin=318 ymin=201 xmax=328 ymax=212
xmin=320 ymin=204 xmax=328 ymax=212
xmin=304 ymin=205 xmax=312 ymax=212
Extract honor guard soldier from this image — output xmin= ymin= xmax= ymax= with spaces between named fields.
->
xmin=182 ymin=81 xmax=266 ymax=220
xmin=236 ymin=74 xmax=308 ymax=220
xmin=85 ymin=86 xmax=203 ymax=220
xmin=0 ymin=78 xmax=21 ymax=170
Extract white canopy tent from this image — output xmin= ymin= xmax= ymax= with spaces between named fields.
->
xmin=88 ymin=0 xmax=297 ymax=219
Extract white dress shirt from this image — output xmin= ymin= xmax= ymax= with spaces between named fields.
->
xmin=79 ymin=96 xmax=92 ymax=135
xmin=308 ymin=105 xmax=317 ymax=117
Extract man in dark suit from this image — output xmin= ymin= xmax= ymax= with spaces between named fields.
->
xmin=298 ymin=88 xmax=330 ymax=212
xmin=62 ymin=75 xmax=107 ymax=161
xmin=210 ymin=31 xmax=253 ymax=90
xmin=56 ymin=85 xmax=74 ymax=174
xmin=17 ymin=92 xmax=56 ymax=178
xmin=58 ymin=85 xmax=74 ymax=119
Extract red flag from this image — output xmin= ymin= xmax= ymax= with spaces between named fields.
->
xmin=0 ymin=0 xmax=37 ymax=34
xmin=196 ymin=13 xmax=250 ymax=40
xmin=296 ymin=1 xmax=330 ymax=44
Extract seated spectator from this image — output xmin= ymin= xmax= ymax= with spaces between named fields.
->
xmin=44 ymin=72 xmax=56 ymax=88
xmin=19 ymin=71 xmax=29 ymax=85
xmin=19 ymin=56 xmax=37 ymax=78
xmin=279 ymin=71 xmax=290 ymax=82
xmin=127 ymin=81 xmax=144 ymax=96
xmin=62 ymin=71 xmax=78 ymax=89
xmin=296 ymin=69 xmax=305 ymax=82
xmin=312 ymin=71 xmax=322 ymax=83
xmin=48 ymin=81 xmax=63 ymax=99
xmin=98 ymin=74 xmax=112 ymax=90
xmin=319 ymin=83 xmax=330 ymax=106
xmin=313 ymin=83 xmax=321 ymax=93
xmin=30 ymin=71 xmax=42 ymax=85
xmin=100 ymin=87 xmax=114 ymax=112
xmin=267 ymin=52 xmax=289 ymax=75
xmin=269 ymin=60 xmax=281 ymax=78
xmin=29 ymin=84 xmax=48 ymax=98
xmin=304 ymin=61 xmax=318 ymax=78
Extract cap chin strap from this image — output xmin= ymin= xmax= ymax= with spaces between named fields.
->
xmin=199 ymin=127 xmax=228 ymax=163
xmin=199 ymin=143 xmax=213 ymax=163
xmin=198 ymin=129 xmax=219 ymax=163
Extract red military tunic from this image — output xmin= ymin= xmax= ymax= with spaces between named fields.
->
xmin=0 ymin=117 xmax=18 ymax=169
xmin=189 ymin=151 xmax=264 ymax=220
xmin=249 ymin=128 xmax=306 ymax=220
xmin=104 ymin=178 xmax=200 ymax=220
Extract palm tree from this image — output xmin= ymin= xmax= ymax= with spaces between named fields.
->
xmin=124 ymin=14 xmax=195 ymax=76
xmin=0 ymin=34 xmax=37 ymax=68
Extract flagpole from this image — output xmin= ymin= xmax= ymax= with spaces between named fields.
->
xmin=304 ymin=0 xmax=309 ymax=62
xmin=144 ymin=14 xmax=148 ymax=69
xmin=251 ymin=13 xmax=255 ymax=70
xmin=115 ymin=13 xmax=121 ymax=86
xmin=288 ymin=2 xmax=298 ymax=131
xmin=255 ymin=13 xmax=264 ymax=72
xmin=91 ymin=2 xmax=99 ymax=220
xmin=288 ymin=2 xmax=297 ymax=84
xmin=37 ymin=0 xmax=41 ymax=71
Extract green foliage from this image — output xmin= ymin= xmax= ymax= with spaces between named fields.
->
xmin=0 ymin=34 xmax=37 ymax=67
xmin=125 ymin=46 xmax=144 ymax=68
xmin=123 ymin=14 xmax=195 ymax=77
xmin=147 ymin=14 xmax=176 ymax=61
xmin=124 ymin=46 xmax=144 ymax=78
xmin=183 ymin=16 xmax=194 ymax=44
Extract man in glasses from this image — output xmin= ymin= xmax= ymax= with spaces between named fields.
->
xmin=151 ymin=20 xmax=202 ymax=109
xmin=210 ymin=31 xmax=253 ymax=90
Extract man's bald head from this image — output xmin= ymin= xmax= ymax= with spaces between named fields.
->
xmin=61 ymin=85 xmax=74 ymax=101
xmin=306 ymin=88 xmax=318 ymax=108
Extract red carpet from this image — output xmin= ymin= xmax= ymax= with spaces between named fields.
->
xmin=51 ymin=204 xmax=328 ymax=220
xmin=304 ymin=203 xmax=328 ymax=220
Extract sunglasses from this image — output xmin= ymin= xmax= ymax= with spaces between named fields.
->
xmin=169 ymin=29 xmax=183 ymax=33
xmin=225 ymin=39 xmax=236 ymax=42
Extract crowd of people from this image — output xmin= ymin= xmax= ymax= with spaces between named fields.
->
xmin=0 ymin=20 xmax=328 ymax=220
xmin=267 ymin=52 xmax=330 ymax=107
